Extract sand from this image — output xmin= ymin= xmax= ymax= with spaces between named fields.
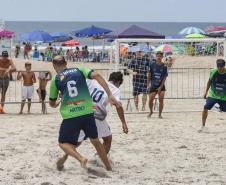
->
xmin=1 ymin=56 xmax=226 ymax=185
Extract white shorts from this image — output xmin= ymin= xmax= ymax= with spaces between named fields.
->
xmin=78 ymin=119 xmax=111 ymax=142
xmin=22 ymin=85 xmax=34 ymax=100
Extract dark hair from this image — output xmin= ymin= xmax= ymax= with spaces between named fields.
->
xmin=156 ymin=51 xmax=163 ymax=56
xmin=109 ymin=71 xmax=123 ymax=84
xmin=52 ymin=55 xmax=66 ymax=65
xmin=216 ymin=59 xmax=225 ymax=65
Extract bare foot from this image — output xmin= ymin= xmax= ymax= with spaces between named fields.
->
xmin=147 ymin=112 xmax=153 ymax=118
xmin=19 ymin=111 xmax=23 ymax=114
xmin=159 ymin=115 xmax=163 ymax=119
xmin=56 ymin=156 xmax=68 ymax=171
xmin=142 ymin=107 xmax=146 ymax=111
xmin=80 ymin=158 xmax=88 ymax=168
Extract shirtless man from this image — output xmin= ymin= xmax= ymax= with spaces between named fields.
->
xmin=37 ymin=71 xmax=52 ymax=113
xmin=0 ymin=51 xmax=16 ymax=113
xmin=17 ymin=62 xmax=36 ymax=114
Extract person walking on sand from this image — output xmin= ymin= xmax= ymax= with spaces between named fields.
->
xmin=147 ymin=51 xmax=168 ymax=119
xmin=49 ymin=55 xmax=120 ymax=170
xmin=17 ymin=62 xmax=36 ymax=114
xmin=0 ymin=51 xmax=16 ymax=113
xmin=200 ymin=59 xmax=226 ymax=132
xmin=56 ymin=71 xmax=129 ymax=170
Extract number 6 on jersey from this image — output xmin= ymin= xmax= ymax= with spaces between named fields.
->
xmin=67 ymin=80 xmax=78 ymax=97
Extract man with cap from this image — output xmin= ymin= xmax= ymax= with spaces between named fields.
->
xmin=0 ymin=51 xmax=16 ymax=113
xmin=200 ymin=59 xmax=226 ymax=131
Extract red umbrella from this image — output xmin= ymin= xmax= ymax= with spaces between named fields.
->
xmin=0 ymin=28 xmax=14 ymax=38
xmin=62 ymin=39 xmax=80 ymax=46
xmin=206 ymin=26 xmax=226 ymax=33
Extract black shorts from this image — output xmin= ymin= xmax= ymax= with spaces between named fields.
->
xmin=0 ymin=77 xmax=9 ymax=93
xmin=133 ymin=84 xmax=148 ymax=96
xmin=59 ymin=113 xmax=98 ymax=145
xmin=40 ymin=90 xmax=46 ymax=101
xmin=204 ymin=97 xmax=226 ymax=112
xmin=149 ymin=85 xmax=166 ymax=94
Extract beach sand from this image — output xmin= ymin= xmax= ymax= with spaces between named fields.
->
xmin=1 ymin=56 xmax=226 ymax=185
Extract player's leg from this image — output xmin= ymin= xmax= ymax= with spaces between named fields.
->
xmin=133 ymin=84 xmax=139 ymax=111
xmin=142 ymin=93 xmax=147 ymax=111
xmin=0 ymin=78 xmax=9 ymax=112
xmin=27 ymin=86 xmax=34 ymax=113
xmin=57 ymin=142 xmax=82 ymax=171
xmin=58 ymin=118 xmax=88 ymax=168
xmin=89 ymin=138 xmax=111 ymax=170
xmin=36 ymin=88 xmax=41 ymax=102
xmin=202 ymin=97 xmax=216 ymax=127
xmin=95 ymin=119 xmax=112 ymax=154
xmin=158 ymin=90 xmax=165 ymax=118
xmin=27 ymin=99 xmax=31 ymax=113
xmin=19 ymin=100 xmax=26 ymax=114
xmin=102 ymin=135 xmax=112 ymax=154
xmin=83 ymin=114 xmax=111 ymax=170
xmin=134 ymin=95 xmax=139 ymax=111
xmin=148 ymin=89 xmax=157 ymax=117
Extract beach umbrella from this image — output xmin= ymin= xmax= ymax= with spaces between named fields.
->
xmin=17 ymin=30 xmax=53 ymax=42
xmin=0 ymin=28 xmax=14 ymax=38
xmin=178 ymin=27 xmax=205 ymax=35
xmin=62 ymin=39 xmax=80 ymax=46
xmin=51 ymin=32 xmax=72 ymax=42
xmin=166 ymin=34 xmax=184 ymax=39
xmin=127 ymin=44 xmax=150 ymax=53
xmin=185 ymin=33 xmax=206 ymax=38
xmin=155 ymin=44 xmax=181 ymax=54
xmin=205 ymin=26 xmax=226 ymax=33
xmin=71 ymin=25 xmax=112 ymax=37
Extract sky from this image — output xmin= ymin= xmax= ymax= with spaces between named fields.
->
xmin=0 ymin=0 xmax=226 ymax=22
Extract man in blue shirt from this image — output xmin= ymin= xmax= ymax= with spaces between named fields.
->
xmin=147 ymin=51 xmax=168 ymax=118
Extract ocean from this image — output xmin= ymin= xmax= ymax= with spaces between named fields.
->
xmin=4 ymin=21 xmax=226 ymax=46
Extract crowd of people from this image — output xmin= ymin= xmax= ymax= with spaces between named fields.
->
xmin=14 ymin=43 xmax=108 ymax=62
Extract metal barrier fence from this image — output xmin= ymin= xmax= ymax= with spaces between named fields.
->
xmin=3 ymin=68 xmax=210 ymax=112
xmin=95 ymin=67 xmax=210 ymax=112
xmin=3 ymin=71 xmax=49 ymax=104
xmin=95 ymin=67 xmax=210 ymax=99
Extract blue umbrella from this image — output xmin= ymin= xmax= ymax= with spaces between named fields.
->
xmin=127 ymin=44 xmax=150 ymax=53
xmin=71 ymin=25 xmax=112 ymax=37
xmin=166 ymin=34 xmax=185 ymax=39
xmin=17 ymin=30 xmax=53 ymax=42
xmin=50 ymin=32 xmax=72 ymax=42
xmin=178 ymin=27 xmax=205 ymax=35
xmin=51 ymin=32 xmax=69 ymax=38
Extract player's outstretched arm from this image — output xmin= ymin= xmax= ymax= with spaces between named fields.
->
xmin=116 ymin=102 xmax=128 ymax=134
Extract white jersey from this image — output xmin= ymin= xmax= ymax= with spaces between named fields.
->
xmin=86 ymin=79 xmax=121 ymax=120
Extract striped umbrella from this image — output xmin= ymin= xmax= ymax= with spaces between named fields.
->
xmin=205 ymin=26 xmax=226 ymax=33
xmin=178 ymin=27 xmax=205 ymax=35
xmin=155 ymin=44 xmax=181 ymax=54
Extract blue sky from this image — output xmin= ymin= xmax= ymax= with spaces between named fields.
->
xmin=1 ymin=0 xmax=226 ymax=22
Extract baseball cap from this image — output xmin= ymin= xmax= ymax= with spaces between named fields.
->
xmin=216 ymin=59 xmax=225 ymax=67
xmin=2 ymin=51 xmax=8 ymax=57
